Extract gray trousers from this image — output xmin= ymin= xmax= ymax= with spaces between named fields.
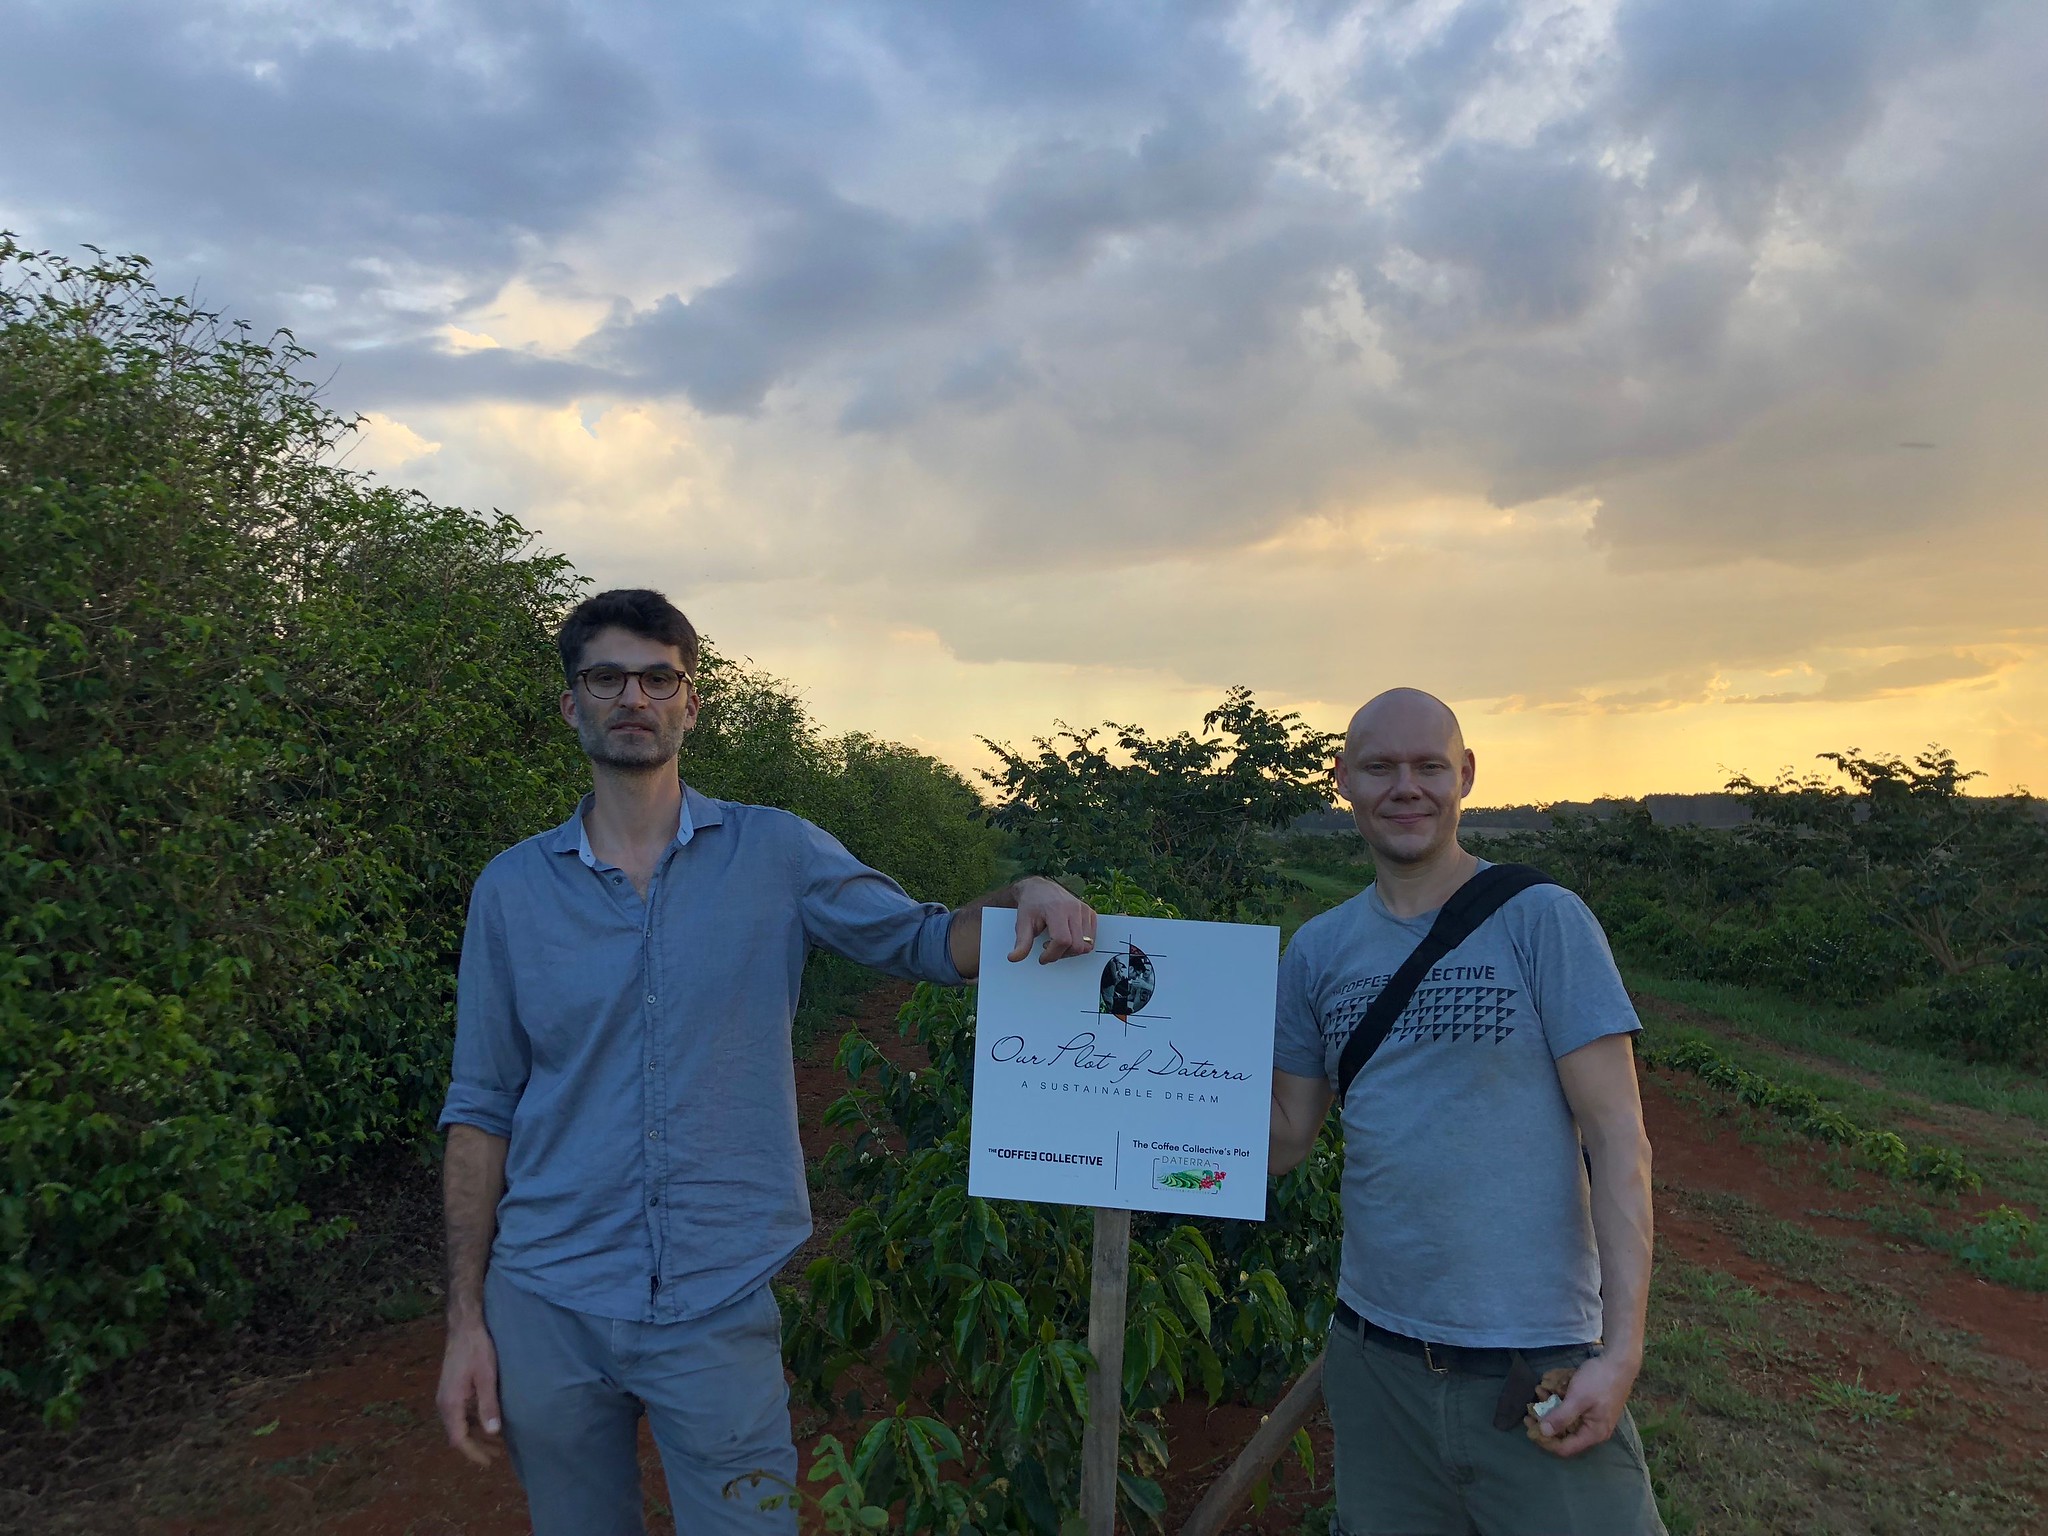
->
xmin=1323 ymin=1318 xmax=1667 ymax=1536
xmin=485 ymin=1267 xmax=799 ymax=1535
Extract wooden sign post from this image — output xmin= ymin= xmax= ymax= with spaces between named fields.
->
xmin=1177 ymin=1354 xmax=1326 ymax=1536
xmin=968 ymin=912 xmax=1280 ymax=1536
xmin=1079 ymin=1207 xmax=1133 ymax=1535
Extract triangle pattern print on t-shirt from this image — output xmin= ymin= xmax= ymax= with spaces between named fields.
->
xmin=1324 ymin=979 xmax=1521 ymax=1050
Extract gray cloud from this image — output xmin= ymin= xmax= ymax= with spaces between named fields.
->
xmin=588 ymin=197 xmax=994 ymax=413
xmin=1350 ymin=0 xmax=1518 ymax=147
xmin=8 ymin=0 xmax=2043 ymax=584
xmin=989 ymin=107 xmax=1283 ymax=275
xmin=1612 ymin=0 xmax=1987 ymax=228
xmin=0 ymin=0 xmax=647 ymax=345
xmin=1735 ymin=652 xmax=2009 ymax=705
xmin=1390 ymin=134 xmax=1625 ymax=330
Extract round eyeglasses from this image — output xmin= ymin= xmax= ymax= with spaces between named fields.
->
xmin=576 ymin=665 xmax=689 ymax=700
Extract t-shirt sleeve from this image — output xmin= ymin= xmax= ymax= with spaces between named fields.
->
xmin=1523 ymin=890 xmax=1641 ymax=1061
xmin=1273 ymin=931 xmax=1330 ymax=1083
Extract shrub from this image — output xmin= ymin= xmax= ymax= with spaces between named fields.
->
xmin=981 ymin=689 xmax=1337 ymax=921
xmin=1486 ymin=761 xmax=2047 ymax=1066
xmin=784 ymin=875 xmax=1340 ymax=1532
xmin=1919 ymin=968 xmax=2048 ymax=1069
xmin=0 ymin=239 xmax=1004 ymax=1418
xmin=0 ymin=239 xmax=588 ymax=1417
xmin=1646 ymin=1039 xmax=1980 ymax=1194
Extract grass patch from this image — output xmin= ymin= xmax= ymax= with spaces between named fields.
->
xmin=1637 ymin=1254 xmax=2047 ymax=1535
xmin=1857 ymin=1203 xmax=2048 ymax=1292
xmin=1809 ymin=1371 xmax=1910 ymax=1425
xmin=1274 ymin=865 xmax=1370 ymax=941
xmin=1625 ymin=973 xmax=2048 ymax=1130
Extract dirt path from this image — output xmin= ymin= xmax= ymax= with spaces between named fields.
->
xmin=22 ymin=986 xmax=2048 ymax=1534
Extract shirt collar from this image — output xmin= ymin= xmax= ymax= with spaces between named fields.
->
xmin=546 ymin=784 xmax=716 ymax=868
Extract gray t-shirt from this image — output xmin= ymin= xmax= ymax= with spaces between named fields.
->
xmin=1274 ymin=866 xmax=1640 ymax=1348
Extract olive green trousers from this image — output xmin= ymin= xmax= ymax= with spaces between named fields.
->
xmin=1323 ymin=1316 xmax=1668 ymax=1536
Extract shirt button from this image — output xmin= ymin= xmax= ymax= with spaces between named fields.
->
xmin=648 ymin=1195 xmax=661 ymax=1207
xmin=646 ymin=994 xmax=657 ymax=1005
xmin=648 ymin=1129 xmax=661 ymax=1139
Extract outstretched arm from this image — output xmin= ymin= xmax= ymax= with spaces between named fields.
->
xmin=1538 ymin=1033 xmax=1653 ymax=1457
xmin=948 ymin=875 xmax=1098 ymax=978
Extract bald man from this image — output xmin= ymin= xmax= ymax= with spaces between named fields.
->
xmin=1269 ymin=690 xmax=1664 ymax=1535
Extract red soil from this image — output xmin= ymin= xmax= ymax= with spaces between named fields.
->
xmin=1638 ymin=1070 xmax=2048 ymax=1377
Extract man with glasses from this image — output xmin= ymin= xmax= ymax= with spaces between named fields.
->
xmin=434 ymin=588 xmax=1096 ymax=1533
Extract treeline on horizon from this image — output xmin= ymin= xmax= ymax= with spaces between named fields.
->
xmin=1279 ymin=749 xmax=2048 ymax=1072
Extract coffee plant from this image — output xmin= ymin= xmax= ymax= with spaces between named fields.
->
xmin=0 ymin=238 xmax=1001 ymax=1420
xmin=1483 ymin=752 xmax=2048 ymax=1069
xmin=981 ymin=689 xmax=1338 ymax=922
xmin=1643 ymin=1039 xmax=1979 ymax=1193
xmin=782 ymin=875 xmax=1341 ymax=1534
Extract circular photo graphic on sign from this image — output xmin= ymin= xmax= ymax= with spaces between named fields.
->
xmin=1099 ymin=942 xmax=1157 ymax=1022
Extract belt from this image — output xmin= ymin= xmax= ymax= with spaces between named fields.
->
xmin=1333 ymin=1300 xmax=1587 ymax=1379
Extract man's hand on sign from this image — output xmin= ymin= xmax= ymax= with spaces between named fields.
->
xmin=947 ymin=876 xmax=1101 ymax=977
xmin=1530 ymin=1347 xmax=1638 ymax=1457
xmin=1009 ymin=875 xmax=1099 ymax=963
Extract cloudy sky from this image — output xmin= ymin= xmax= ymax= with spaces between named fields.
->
xmin=8 ymin=0 xmax=2045 ymax=802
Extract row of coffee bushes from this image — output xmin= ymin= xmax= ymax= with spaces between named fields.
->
xmin=0 ymin=241 xmax=995 ymax=1419
xmin=1479 ymin=758 xmax=2047 ymax=1067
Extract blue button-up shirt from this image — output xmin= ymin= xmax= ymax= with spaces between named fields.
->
xmin=438 ymin=784 xmax=965 ymax=1323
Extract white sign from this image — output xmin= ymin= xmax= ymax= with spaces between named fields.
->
xmin=968 ymin=910 xmax=1279 ymax=1220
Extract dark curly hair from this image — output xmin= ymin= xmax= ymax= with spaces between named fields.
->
xmin=554 ymin=589 xmax=700 ymax=683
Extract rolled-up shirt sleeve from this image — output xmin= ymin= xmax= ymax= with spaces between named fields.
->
xmin=796 ymin=819 xmax=967 ymax=987
xmin=438 ymin=873 xmax=530 ymax=1138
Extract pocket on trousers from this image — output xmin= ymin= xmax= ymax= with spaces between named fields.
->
xmin=1612 ymin=1409 xmax=1651 ymax=1475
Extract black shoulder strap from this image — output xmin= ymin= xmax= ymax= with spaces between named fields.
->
xmin=1335 ymin=863 xmax=1558 ymax=1104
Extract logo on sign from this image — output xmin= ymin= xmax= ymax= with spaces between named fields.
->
xmin=1099 ymin=940 xmax=1163 ymax=1031
xmin=1152 ymin=1155 xmax=1228 ymax=1192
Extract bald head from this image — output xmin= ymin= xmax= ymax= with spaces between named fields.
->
xmin=1344 ymin=688 xmax=1466 ymax=763
xmin=1335 ymin=688 xmax=1475 ymax=867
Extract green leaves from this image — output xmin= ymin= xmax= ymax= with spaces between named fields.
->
xmin=1 ymin=237 xmax=1016 ymax=1421
xmin=787 ymin=977 xmax=1343 ymax=1533
xmin=1648 ymin=1037 xmax=1981 ymax=1193
xmin=979 ymin=687 xmax=1338 ymax=922
xmin=1499 ymin=751 xmax=2048 ymax=1069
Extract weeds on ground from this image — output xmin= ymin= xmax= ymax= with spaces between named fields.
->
xmin=1635 ymin=1254 xmax=2046 ymax=1536
xmin=1808 ymin=1370 xmax=1910 ymax=1425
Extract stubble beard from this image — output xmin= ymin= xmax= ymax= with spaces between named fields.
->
xmin=575 ymin=704 xmax=687 ymax=773
xmin=1365 ymin=801 xmax=1457 ymax=869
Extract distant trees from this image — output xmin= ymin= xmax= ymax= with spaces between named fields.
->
xmin=979 ymin=686 xmax=1338 ymax=921
xmin=1731 ymin=748 xmax=2048 ymax=981
xmin=685 ymin=654 xmax=998 ymax=908
xmin=1492 ymin=747 xmax=2047 ymax=1068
